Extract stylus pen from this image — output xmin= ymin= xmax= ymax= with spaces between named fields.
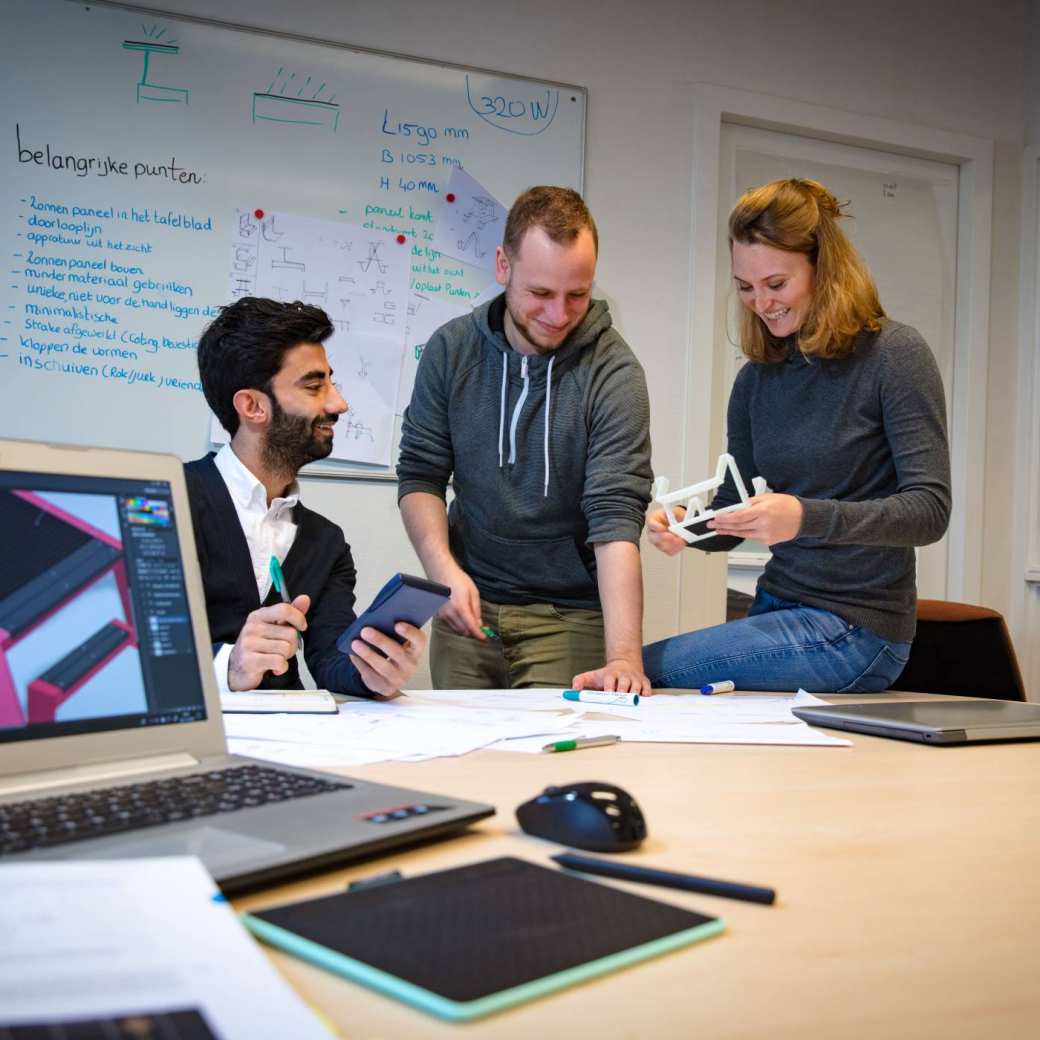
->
xmin=551 ymin=851 xmax=776 ymax=906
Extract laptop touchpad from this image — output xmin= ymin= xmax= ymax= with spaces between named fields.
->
xmin=80 ymin=825 xmax=288 ymax=873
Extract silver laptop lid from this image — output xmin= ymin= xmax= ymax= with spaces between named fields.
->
xmin=796 ymin=699 xmax=1040 ymax=738
xmin=0 ymin=439 xmax=225 ymax=782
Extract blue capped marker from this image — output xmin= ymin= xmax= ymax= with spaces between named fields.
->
xmin=699 ymin=681 xmax=735 ymax=695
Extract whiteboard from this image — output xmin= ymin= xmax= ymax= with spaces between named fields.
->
xmin=0 ymin=0 xmax=586 ymax=478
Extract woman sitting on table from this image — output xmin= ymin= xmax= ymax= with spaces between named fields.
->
xmin=643 ymin=177 xmax=951 ymax=693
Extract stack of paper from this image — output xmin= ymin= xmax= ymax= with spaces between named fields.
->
xmin=486 ymin=689 xmax=851 ymax=752
xmin=0 ymin=857 xmax=331 ymax=1038
xmin=222 ymin=688 xmax=848 ymax=769
xmin=223 ymin=696 xmax=576 ymax=769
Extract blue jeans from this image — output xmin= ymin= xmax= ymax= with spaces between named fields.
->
xmin=643 ymin=588 xmax=912 ymax=693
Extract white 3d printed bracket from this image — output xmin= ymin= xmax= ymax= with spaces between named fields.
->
xmin=652 ymin=453 xmax=768 ymax=544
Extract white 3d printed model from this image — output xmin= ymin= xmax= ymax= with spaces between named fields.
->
xmin=652 ymin=453 xmax=768 ymax=544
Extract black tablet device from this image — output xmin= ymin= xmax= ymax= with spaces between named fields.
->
xmin=336 ymin=572 xmax=450 ymax=653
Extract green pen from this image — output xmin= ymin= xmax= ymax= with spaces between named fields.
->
xmin=480 ymin=625 xmax=499 ymax=640
xmin=542 ymin=735 xmax=621 ymax=753
xmin=269 ymin=555 xmax=291 ymax=603
xmin=269 ymin=555 xmax=304 ymax=653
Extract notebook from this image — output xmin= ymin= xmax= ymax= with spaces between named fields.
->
xmin=793 ymin=699 xmax=1040 ymax=745
xmin=243 ymin=856 xmax=724 ymax=1022
xmin=219 ymin=689 xmax=338 ymax=714
xmin=0 ymin=438 xmax=494 ymax=893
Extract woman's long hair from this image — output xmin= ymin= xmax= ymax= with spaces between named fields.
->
xmin=728 ymin=178 xmax=885 ymax=363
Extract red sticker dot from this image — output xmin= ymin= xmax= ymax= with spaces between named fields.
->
xmin=254 ymin=208 xmax=264 ymax=220
xmin=446 ymin=193 xmax=456 ymax=203
xmin=396 ymin=234 xmax=406 ymax=244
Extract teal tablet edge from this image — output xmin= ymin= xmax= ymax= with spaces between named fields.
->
xmin=242 ymin=911 xmax=725 ymax=1023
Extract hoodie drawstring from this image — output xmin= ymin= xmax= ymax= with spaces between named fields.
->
xmin=508 ymin=356 xmax=529 ymax=465
xmin=498 ymin=352 xmax=508 ymax=468
xmin=496 ymin=351 xmax=554 ymax=497
xmin=542 ymin=355 xmax=554 ymax=497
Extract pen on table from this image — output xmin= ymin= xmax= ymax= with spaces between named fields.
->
xmin=551 ymin=851 xmax=776 ymax=906
xmin=542 ymin=735 xmax=621 ymax=754
xmin=563 ymin=689 xmax=640 ymax=707
xmin=699 ymin=680 xmax=735 ymax=696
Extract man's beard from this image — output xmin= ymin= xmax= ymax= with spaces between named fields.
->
xmin=503 ymin=285 xmax=585 ymax=356
xmin=262 ymin=394 xmax=337 ymax=475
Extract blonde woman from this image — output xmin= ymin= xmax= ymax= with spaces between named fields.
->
xmin=643 ymin=178 xmax=950 ymax=693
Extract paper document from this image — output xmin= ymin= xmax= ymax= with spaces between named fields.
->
xmin=432 ymin=168 xmax=507 ymax=271
xmin=0 ymin=857 xmax=331 ymax=1039
xmin=224 ymin=696 xmax=575 ymax=769
xmin=489 ymin=689 xmax=852 ymax=751
xmin=220 ymin=689 xmax=337 ymax=714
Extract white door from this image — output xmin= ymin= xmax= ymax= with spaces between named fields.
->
xmin=716 ymin=123 xmax=959 ymax=600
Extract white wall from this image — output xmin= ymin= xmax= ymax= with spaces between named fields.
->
xmin=149 ymin=0 xmax=1033 ymax=691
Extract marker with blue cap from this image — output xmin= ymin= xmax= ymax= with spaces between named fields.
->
xmin=699 ymin=681 xmax=735 ymax=695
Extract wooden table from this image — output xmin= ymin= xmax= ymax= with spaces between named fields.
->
xmin=234 ymin=694 xmax=1040 ymax=1039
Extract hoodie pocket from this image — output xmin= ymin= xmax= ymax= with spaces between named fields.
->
xmin=454 ymin=514 xmax=595 ymax=602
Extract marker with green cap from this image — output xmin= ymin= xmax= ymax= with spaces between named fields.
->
xmin=269 ymin=555 xmax=304 ymax=652
xmin=269 ymin=555 xmax=291 ymax=603
xmin=542 ymin=735 xmax=621 ymax=753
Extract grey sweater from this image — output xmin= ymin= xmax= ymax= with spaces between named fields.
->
xmin=397 ymin=295 xmax=652 ymax=609
xmin=702 ymin=320 xmax=951 ymax=642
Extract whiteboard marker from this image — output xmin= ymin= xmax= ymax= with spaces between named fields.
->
xmin=699 ymin=681 xmax=735 ymax=695
xmin=563 ymin=689 xmax=640 ymax=707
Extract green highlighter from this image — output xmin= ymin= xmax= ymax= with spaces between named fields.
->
xmin=269 ymin=555 xmax=291 ymax=603
xmin=269 ymin=555 xmax=303 ymax=652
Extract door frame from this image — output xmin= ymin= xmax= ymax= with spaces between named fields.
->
xmin=679 ymin=84 xmax=993 ymax=633
xmin=1012 ymin=146 xmax=1040 ymax=698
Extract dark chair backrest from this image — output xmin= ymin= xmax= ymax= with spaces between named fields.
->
xmin=890 ymin=600 xmax=1026 ymax=701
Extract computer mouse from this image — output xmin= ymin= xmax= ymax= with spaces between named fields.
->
xmin=515 ymin=781 xmax=647 ymax=852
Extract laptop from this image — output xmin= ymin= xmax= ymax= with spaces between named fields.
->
xmin=0 ymin=438 xmax=494 ymax=893
xmin=792 ymin=699 xmax=1040 ymax=745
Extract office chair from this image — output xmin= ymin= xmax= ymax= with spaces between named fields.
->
xmin=726 ymin=587 xmax=754 ymax=622
xmin=890 ymin=600 xmax=1027 ymax=701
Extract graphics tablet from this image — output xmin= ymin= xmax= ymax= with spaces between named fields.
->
xmin=793 ymin=699 xmax=1040 ymax=745
xmin=243 ymin=856 xmax=723 ymax=1022
xmin=336 ymin=573 xmax=449 ymax=654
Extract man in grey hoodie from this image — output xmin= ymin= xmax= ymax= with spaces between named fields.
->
xmin=397 ymin=186 xmax=652 ymax=692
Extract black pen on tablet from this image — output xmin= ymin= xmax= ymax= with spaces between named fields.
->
xmin=551 ymin=851 xmax=776 ymax=906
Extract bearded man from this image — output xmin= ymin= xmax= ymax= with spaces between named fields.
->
xmin=187 ymin=296 xmax=425 ymax=696
xmin=397 ymin=188 xmax=652 ymax=692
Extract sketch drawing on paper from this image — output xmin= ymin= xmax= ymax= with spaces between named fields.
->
xmin=358 ymin=242 xmax=389 ymax=275
xmin=433 ymin=168 xmax=508 ymax=273
xmin=226 ymin=209 xmax=410 ymax=465
xmin=252 ymin=66 xmax=340 ymax=132
xmin=121 ymin=24 xmax=189 ymax=106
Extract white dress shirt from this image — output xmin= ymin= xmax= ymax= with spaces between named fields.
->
xmin=211 ymin=443 xmax=300 ymax=692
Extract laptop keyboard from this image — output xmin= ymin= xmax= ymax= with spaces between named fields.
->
xmin=0 ymin=765 xmax=352 ymax=855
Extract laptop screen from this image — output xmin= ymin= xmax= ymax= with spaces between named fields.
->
xmin=0 ymin=470 xmax=207 ymax=744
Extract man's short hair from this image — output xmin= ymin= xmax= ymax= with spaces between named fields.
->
xmin=502 ymin=186 xmax=598 ymax=258
xmin=198 ymin=296 xmax=334 ymax=436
